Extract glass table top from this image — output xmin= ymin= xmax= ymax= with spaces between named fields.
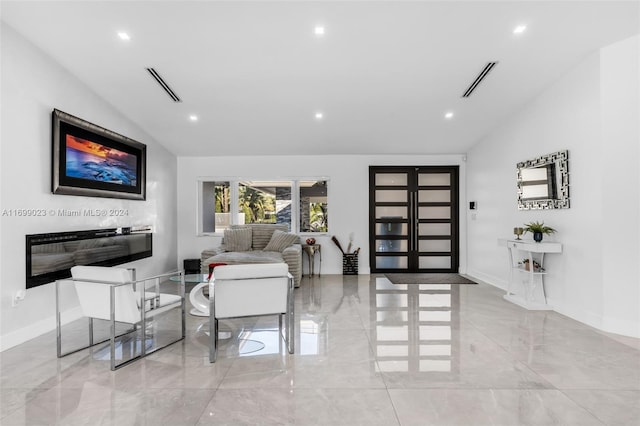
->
xmin=169 ymin=273 xmax=209 ymax=283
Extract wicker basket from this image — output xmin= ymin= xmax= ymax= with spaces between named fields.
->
xmin=342 ymin=253 xmax=358 ymax=275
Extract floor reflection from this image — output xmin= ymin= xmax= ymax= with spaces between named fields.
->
xmin=3 ymin=274 xmax=639 ymax=425
xmin=189 ymin=278 xmax=332 ymax=358
xmin=370 ymin=277 xmax=460 ymax=377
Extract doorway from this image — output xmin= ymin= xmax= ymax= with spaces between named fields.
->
xmin=369 ymin=166 xmax=459 ymax=273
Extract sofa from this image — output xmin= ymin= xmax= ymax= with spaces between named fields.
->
xmin=200 ymin=224 xmax=302 ymax=287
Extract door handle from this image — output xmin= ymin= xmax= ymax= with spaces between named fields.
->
xmin=415 ymin=192 xmax=420 ymax=252
xmin=409 ymin=192 xmax=414 ymax=252
xmin=414 ymin=191 xmax=419 ymax=252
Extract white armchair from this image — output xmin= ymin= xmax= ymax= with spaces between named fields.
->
xmin=208 ymin=263 xmax=294 ymax=362
xmin=56 ymin=266 xmax=185 ymax=370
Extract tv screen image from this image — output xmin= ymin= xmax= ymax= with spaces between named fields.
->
xmin=65 ymin=135 xmax=137 ymax=187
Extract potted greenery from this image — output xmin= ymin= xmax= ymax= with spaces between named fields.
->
xmin=523 ymin=221 xmax=556 ymax=242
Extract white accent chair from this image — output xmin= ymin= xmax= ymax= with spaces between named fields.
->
xmin=56 ymin=266 xmax=185 ymax=370
xmin=208 ymin=263 xmax=294 ymax=362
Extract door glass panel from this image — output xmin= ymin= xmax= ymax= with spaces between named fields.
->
xmin=376 ymin=239 xmax=408 ymax=252
xmin=419 ymin=223 xmax=451 ymax=236
xmin=375 ymin=207 xmax=407 ymax=219
xmin=376 ymin=256 xmax=408 ymax=269
xmin=376 ymin=190 xmax=407 ymax=203
xmin=419 ymin=190 xmax=450 ymax=202
xmin=418 ymin=206 xmax=451 ymax=219
xmin=376 ymin=174 xmax=407 ymax=186
xmin=376 ymin=222 xmax=408 ymax=236
xmin=419 ymin=240 xmax=451 ymax=252
xmin=419 ymin=256 xmax=451 ymax=269
xmin=418 ymin=173 xmax=450 ymax=186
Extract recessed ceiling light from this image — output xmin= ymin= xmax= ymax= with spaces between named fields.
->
xmin=315 ymin=112 xmax=324 ymax=120
xmin=314 ymin=26 xmax=325 ymax=36
xmin=189 ymin=115 xmax=198 ymax=122
xmin=513 ymin=25 xmax=527 ymax=34
xmin=444 ymin=112 xmax=454 ymax=119
xmin=117 ymin=32 xmax=130 ymax=41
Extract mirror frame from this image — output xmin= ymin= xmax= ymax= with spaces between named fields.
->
xmin=517 ymin=150 xmax=569 ymax=210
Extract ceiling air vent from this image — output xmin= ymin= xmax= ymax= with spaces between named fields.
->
xmin=462 ymin=62 xmax=498 ymax=98
xmin=146 ymin=67 xmax=181 ymax=102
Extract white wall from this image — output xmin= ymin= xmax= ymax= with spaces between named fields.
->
xmin=0 ymin=24 xmax=179 ymax=350
xmin=177 ymin=154 xmax=467 ymax=275
xmin=600 ymin=36 xmax=640 ymax=336
xmin=466 ymin=36 xmax=639 ymax=337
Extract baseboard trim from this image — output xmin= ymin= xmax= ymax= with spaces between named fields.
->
xmin=600 ymin=317 xmax=640 ymax=338
xmin=0 ymin=307 xmax=83 ymax=352
xmin=467 ymin=271 xmax=639 ymax=338
xmin=465 ymin=269 xmax=507 ymax=290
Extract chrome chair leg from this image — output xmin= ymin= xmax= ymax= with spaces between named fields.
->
xmin=210 ymin=318 xmax=218 ymax=363
xmin=287 ymin=276 xmax=295 ymax=354
xmin=209 ymin=281 xmax=218 ymax=363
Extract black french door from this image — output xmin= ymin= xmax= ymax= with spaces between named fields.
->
xmin=369 ymin=166 xmax=459 ymax=273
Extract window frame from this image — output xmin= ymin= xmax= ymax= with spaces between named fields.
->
xmin=197 ymin=177 xmax=329 ymax=236
xmin=298 ymin=179 xmax=329 ymax=233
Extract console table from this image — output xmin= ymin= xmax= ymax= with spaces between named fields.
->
xmin=498 ymin=238 xmax=562 ymax=310
xmin=302 ymin=244 xmax=322 ymax=276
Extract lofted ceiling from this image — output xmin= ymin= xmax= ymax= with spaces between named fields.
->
xmin=1 ymin=1 xmax=638 ymax=157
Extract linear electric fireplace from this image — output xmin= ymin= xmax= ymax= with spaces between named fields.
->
xmin=26 ymin=227 xmax=152 ymax=289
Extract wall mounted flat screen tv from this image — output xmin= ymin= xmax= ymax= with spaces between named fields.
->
xmin=52 ymin=109 xmax=146 ymax=200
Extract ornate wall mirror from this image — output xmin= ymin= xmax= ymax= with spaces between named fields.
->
xmin=517 ymin=150 xmax=569 ymax=210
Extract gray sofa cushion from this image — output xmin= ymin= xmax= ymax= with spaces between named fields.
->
xmin=263 ymin=230 xmax=300 ymax=252
xmin=204 ymin=251 xmax=283 ymax=265
xmin=231 ymin=224 xmax=288 ymax=250
xmin=223 ymin=228 xmax=252 ymax=252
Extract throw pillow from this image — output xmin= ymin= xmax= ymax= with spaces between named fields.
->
xmin=223 ymin=228 xmax=252 ymax=252
xmin=263 ymin=230 xmax=299 ymax=252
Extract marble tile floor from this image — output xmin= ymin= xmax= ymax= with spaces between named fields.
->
xmin=1 ymin=275 xmax=639 ymax=425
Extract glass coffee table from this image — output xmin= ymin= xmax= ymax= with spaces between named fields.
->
xmin=170 ymin=274 xmax=209 ymax=316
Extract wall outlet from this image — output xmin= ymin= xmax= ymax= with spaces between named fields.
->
xmin=12 ymin=290 xmax=26 ymax=307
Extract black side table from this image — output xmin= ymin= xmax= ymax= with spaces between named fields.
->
xmin=183 ymin=258 xmax=200 ymax=275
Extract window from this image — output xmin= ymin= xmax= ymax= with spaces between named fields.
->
xmin=238 ymin=181 xmax=292 ymax=230
xmin=201 ymin=181 xmax=231 ymax=233
xmin=300 ymin=180 xmax=328 ymax=232
xmin=199 ymin=178 xmax=328 ymax=235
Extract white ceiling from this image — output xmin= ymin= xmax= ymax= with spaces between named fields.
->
xmin=1 ymin=1 xmax=638 ymax=157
